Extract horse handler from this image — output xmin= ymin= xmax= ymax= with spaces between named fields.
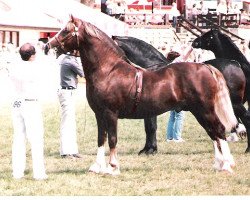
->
xmin=57 ymin=50 xmax=84 ymax=159
xmin=10 ymin=43 xmax=47 ymax=180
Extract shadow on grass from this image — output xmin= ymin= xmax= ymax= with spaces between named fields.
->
xmin=49 ymin=168 xmax=88 ymax=175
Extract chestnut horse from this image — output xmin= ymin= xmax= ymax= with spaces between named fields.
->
xmin=192 ymin=29 xmax=250 ymax=153
xmin=112 ymin=35 xmax=248 ymax=153
xmin=45 ymin=16 xmax=245 ymax=174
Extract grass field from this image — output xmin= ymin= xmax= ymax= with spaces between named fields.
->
xmin=0 ymin=84 xmax=249 ymax=196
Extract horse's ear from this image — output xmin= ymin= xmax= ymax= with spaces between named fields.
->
xmin=69 ymin=14 xmax=75 ymax=22
xmin=211 ymin=28 xmax=219 ymax=35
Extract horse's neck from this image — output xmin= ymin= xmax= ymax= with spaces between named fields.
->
xmin=215 ymin=36 xmax=250 ymax=65
xmin=79 ymin=37 xmax=126 ymax=77
xmin=120 ymin=41 xmax=168 ymax=67
xmin=212 ymin=35 xmax=226 ymax=57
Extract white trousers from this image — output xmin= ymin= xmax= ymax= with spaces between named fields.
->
xmin=58 ymin=89 xmax=79 ymax=155
xmin=11 ymin=100 xmax=46 ymax=179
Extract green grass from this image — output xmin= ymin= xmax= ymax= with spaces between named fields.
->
xmin=0 ymin=94 xmax=249 ymax=196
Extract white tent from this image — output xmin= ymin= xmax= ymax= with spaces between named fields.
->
xmin=0 ymin=0 xmax=129 ymax=36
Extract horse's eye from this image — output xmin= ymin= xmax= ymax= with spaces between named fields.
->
xmin=62 ymin=29 xmax=70 ymax=37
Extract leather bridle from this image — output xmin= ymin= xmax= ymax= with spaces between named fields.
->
xmin=51 ymin=22 xmax=80 ymax=54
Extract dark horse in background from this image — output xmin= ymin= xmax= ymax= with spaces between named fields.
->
xmin=112 ymin=36 xmax=172 ymax=155
xmin=192 ymin=29 xmax=250 ymax=153
xmin=45 ymin=16 xmax=245 ymax=174
xmin=112 ymin=35 xmax=247 ymax=153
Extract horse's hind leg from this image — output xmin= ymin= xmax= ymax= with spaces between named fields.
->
xmin=245 ymin=112 xmax=250 ymax=153
xmin=213 ymin=139 xmax=235 ymax=173
xmin=191 ymin=110 xmax=235 ymax=173
xmin=233 ymin=104 xmax=250 ymax=153
xmin=139 ymin=116 xmax=157 ymax=155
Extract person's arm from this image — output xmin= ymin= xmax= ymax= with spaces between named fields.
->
xmin=181 ymin=45 xmax=193 ymax=62
xmin=69 ymin=57 xmax=84 ymax=77
xmin=174 ymin=46 xmax=193 ymax=63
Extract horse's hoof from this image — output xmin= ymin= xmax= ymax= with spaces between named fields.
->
xmin=138 ymin=149 xmax=145 ymax=155
xmin=236 ymin=123 xmax=246 ymax=136
xmin=138 ymin=147 xmax=157 ymax=155
xmin=89 ymin=162 xmax=106 ymax=174
xmin=105 ymin=164 xmax=120 ymax=176
xmin=245 ymin=147 xmax=250 ymax=153
xmin=145 ymin=148 xmax=157 ymax=155
xmin=222 ymin=165 xmax=234 ymax=174
xmin=214 ymin=160 xmax=234 ymax=174
xmin=213 ymin=159 xmax=223 ymax=171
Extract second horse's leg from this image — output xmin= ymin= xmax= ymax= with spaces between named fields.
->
xmin=139 ymin=116 xmax=157 ymax=155
xmin=232 ymin=104 xmax=250 ymax=153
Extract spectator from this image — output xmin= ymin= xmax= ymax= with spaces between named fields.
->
xmin=106 ymin=0 xmax=116 ymax=15
xmin=10 ymin=43 xmax=47 ymax=180
xmin=170 ymin=2 xmax=180 ymax=28
xmin=216 ymin=0 xmax=227 ymax=15
xmin=191 ymin=3 xmax=199 ymax=25
xmin=113 ymin=2 xmax=125 ymax=20
xmin=166 ymin=45 xmax=194 ymax=143
xmin=101 ymin=0 xmax=108 ymax=14
xmin=57 ymin=50 xmax=84 ymax=159
xmin=200 ymin=1 xmax=208 ymax=15
xmin=240 ymin=9 xmax=250 ymax=25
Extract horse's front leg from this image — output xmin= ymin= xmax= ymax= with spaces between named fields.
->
xmin=89 ymin=114 xmax=107 ymax=174
xmin=106 ymin=148 xmax=120 ymax=175
xmin=139 ymin=116 xmax=157 ymax=155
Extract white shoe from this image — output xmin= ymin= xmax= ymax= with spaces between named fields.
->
xmin=173 ymin=138 xmax=185 ymax=143
xmin=226 ymin=133 xmax=239 ymax=142
xmin=13 ymin=174 xmax=24 ymax=180
xmin=13 ymin=171 xmax=24 ymax=179
xmin=166 ymin=139 xmax=173 ymax=142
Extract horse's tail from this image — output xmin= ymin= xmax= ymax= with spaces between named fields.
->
xmin=206 ymin=64 xmax=238 ymax=133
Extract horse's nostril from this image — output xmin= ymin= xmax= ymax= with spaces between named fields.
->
xmin=44 ymin=44 xmax=50 ymax=55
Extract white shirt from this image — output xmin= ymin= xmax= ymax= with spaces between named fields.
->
xmin=170 ymin=3 xmax=180 ymax=17
xmin=216 ymin=3 xmax=227 ymax=14
xmin=9 ymin=59 xmax=42 ymax=100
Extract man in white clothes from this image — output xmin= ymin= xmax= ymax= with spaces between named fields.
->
xmin=10 ymin=43 xmax=47 ymax=180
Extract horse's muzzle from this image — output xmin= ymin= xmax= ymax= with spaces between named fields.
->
xmin=192 ymin=41 xmax=199 ymax=48
xmin=44 ymin=43 xmax=50 ymax=55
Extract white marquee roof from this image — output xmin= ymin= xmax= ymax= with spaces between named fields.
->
xmin=0 ymin=0 xmax=129 ymax=36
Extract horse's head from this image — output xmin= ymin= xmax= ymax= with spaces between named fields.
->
xmin=44 ymin=15 xmax=81 ymax=55
xmin=192 ymin=29 xmax=221 ymax=52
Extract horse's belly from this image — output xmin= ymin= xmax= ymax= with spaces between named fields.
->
xmin=118 ymin=103 xmax=174 ymax=119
